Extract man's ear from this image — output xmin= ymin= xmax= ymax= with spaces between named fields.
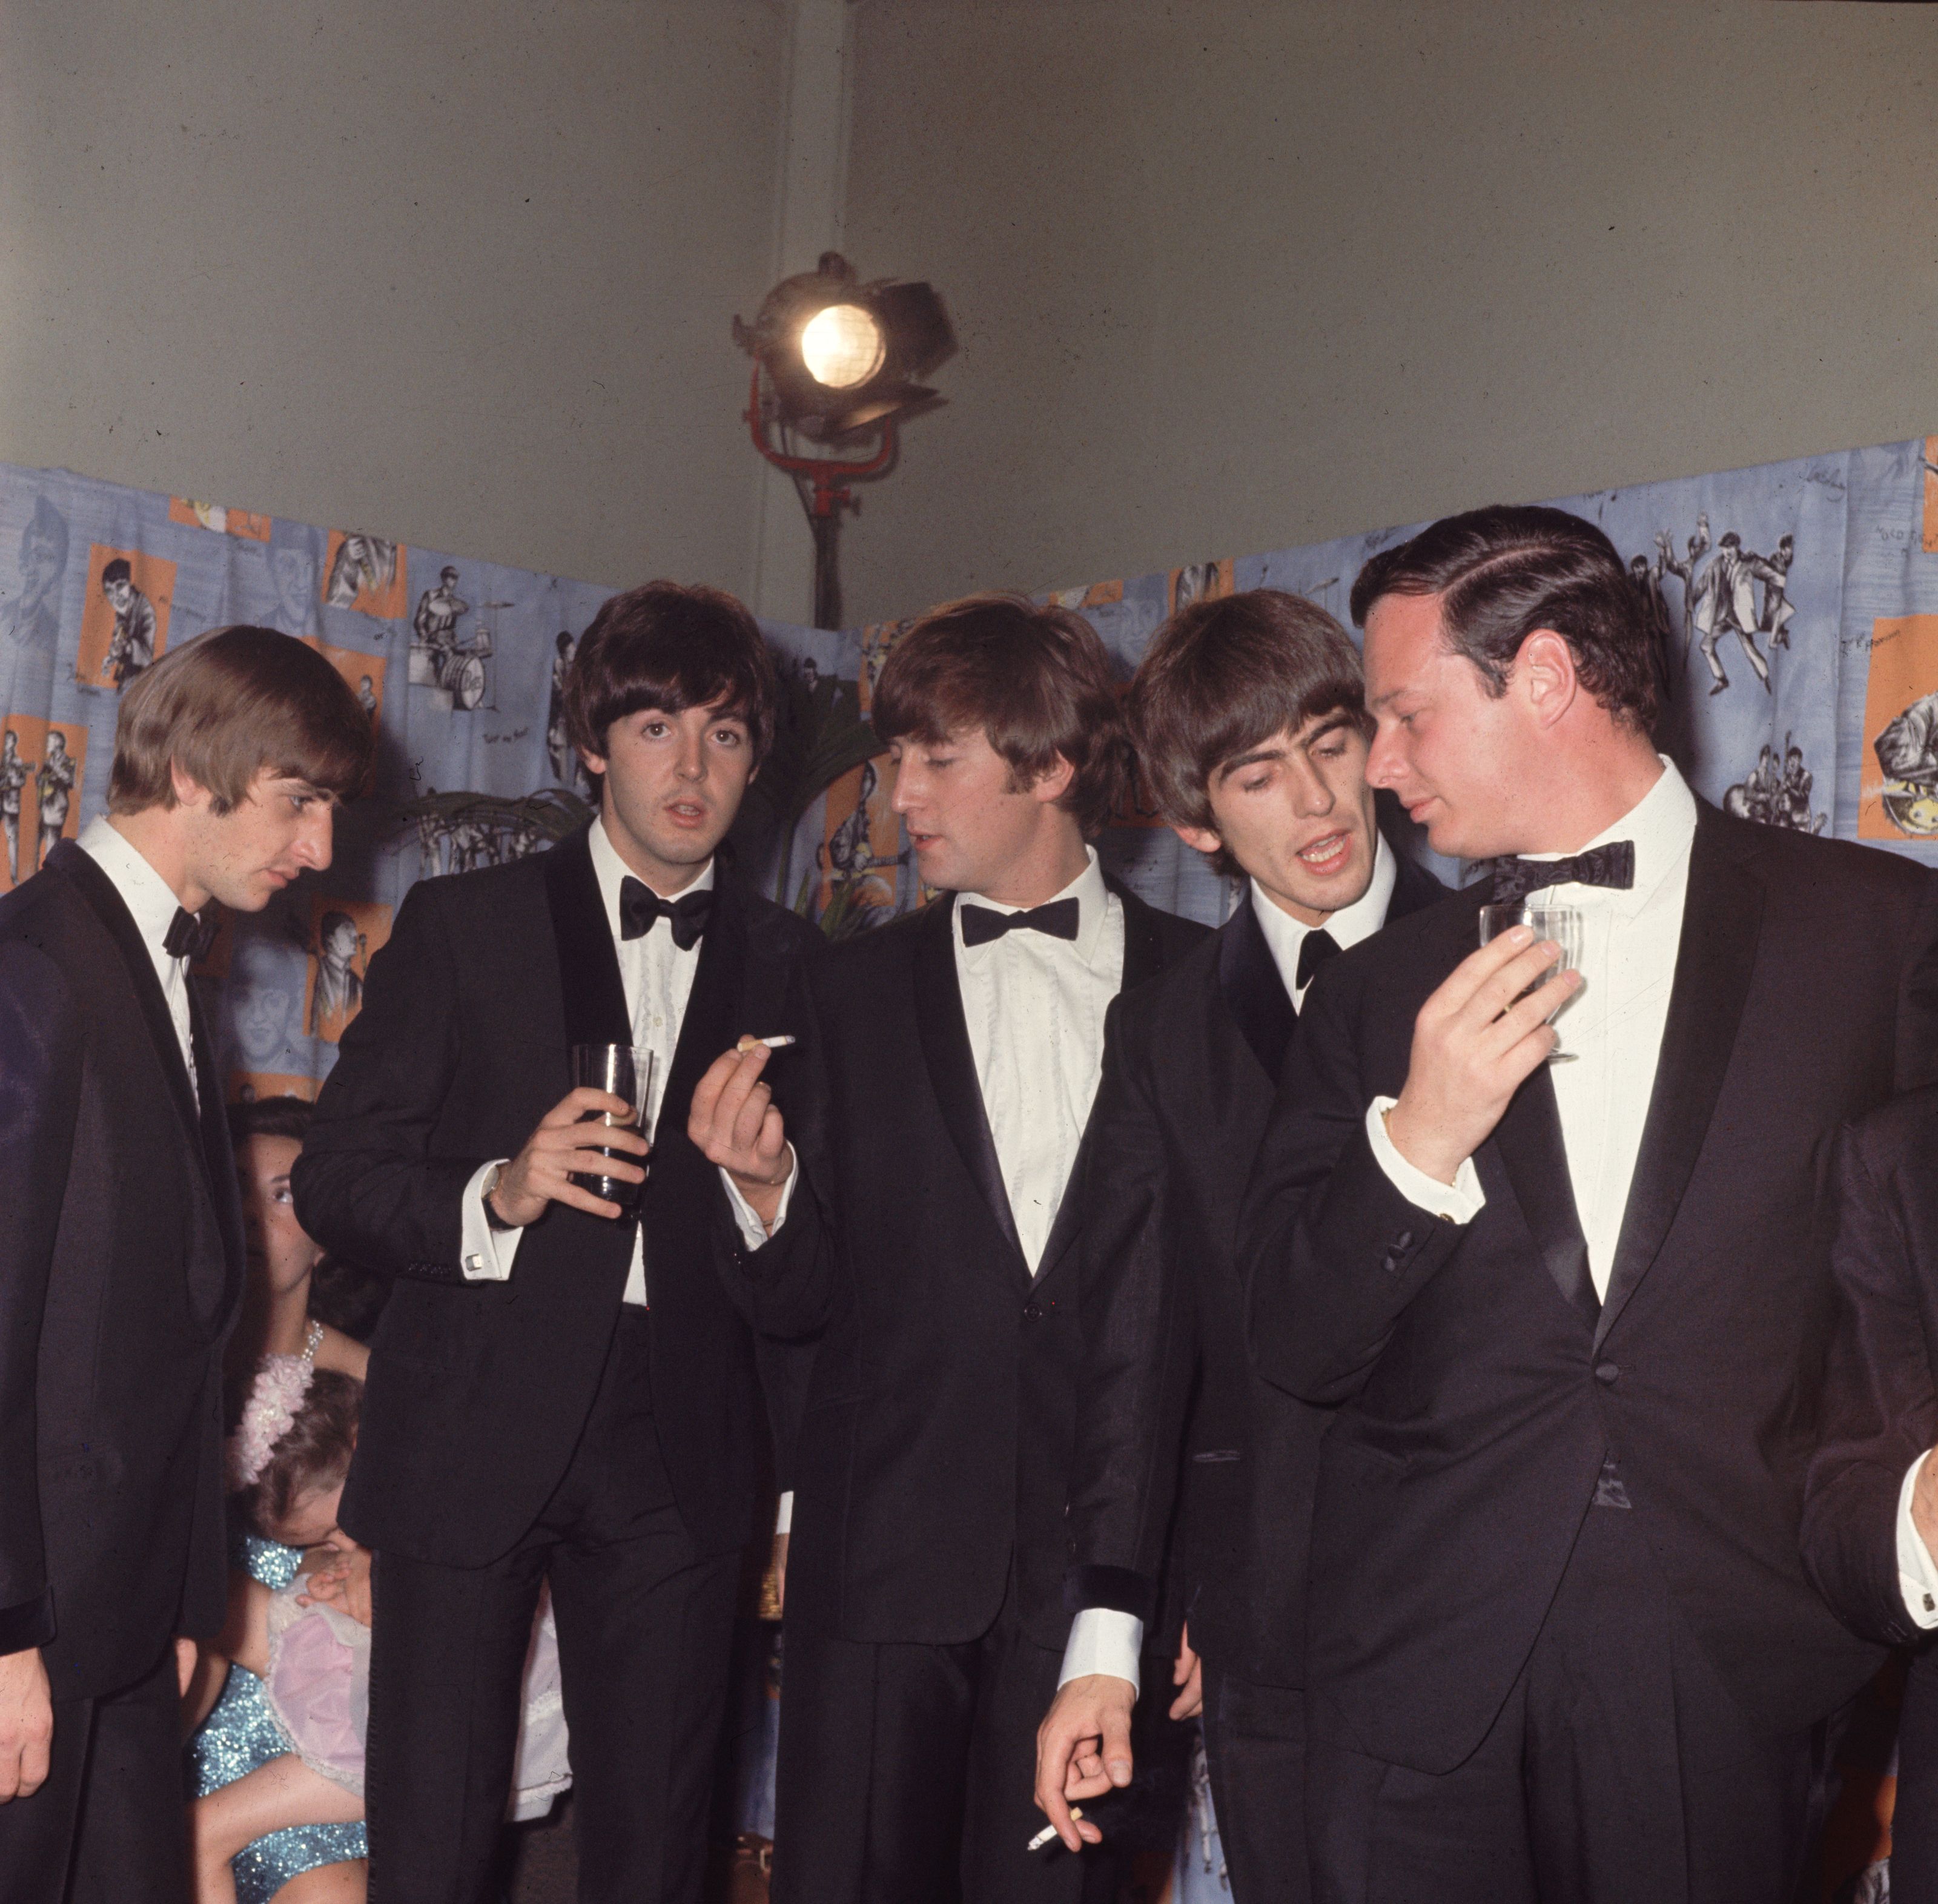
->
xmin=578 ymin=742 xmax=608 ymax=781
xmin=1029 ymin=752 xmax=1078 ymax=806
xmin=1515 ymin=629 xmax=1579 ymax=731
xmin=168 ymin=760 xmax=216 ymax=812
xmin=1172 ymin=822 xmax=1223 ymax=859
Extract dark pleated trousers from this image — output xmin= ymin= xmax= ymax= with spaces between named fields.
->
xmin=363 ymin=1311 xmax=739 ymax=1904
xmin=1306 ymin=1502 xmax=1823 ymax=1904
xmin=0 ymin=1643 xmax=187 ymax=1904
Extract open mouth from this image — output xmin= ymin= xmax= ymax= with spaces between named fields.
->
xmin=665 ymin=801 xmax=710 ymax=827
xmin=1297 ymin=830 xmax=1354 ymax=876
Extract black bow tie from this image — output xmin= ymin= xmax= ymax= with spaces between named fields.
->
xmin=1295 ymin=927 xmax=1341 ymax=994
xmin=959 ymin=896 xmax=1081 ymax=949
xmin=619 ymin=877 xmax=713 ymax=951
xmin=1491 ymin=841 xmax=1636 ymax=906
xmin=164 ymin=905 xmax=219 ymax=963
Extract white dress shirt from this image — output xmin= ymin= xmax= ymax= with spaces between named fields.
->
xmin=1368 ymin=758 xmax=1697 ymax=1307
xmin=1251 ymin=833 xmax=1397 ymax=1011
xmin=79 ymin=816 xmax=199 ymax=1108
xmin=460 ymin=819 xmax=714 ymax=1307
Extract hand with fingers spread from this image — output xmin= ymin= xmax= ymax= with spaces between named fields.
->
xmin=689 ymin=1043 xmax=793 ymax=1229
xmin=0 ymin=1645 xmax=51 ymax=1803
xmin=1384 ymin=924 xmax=1581 ymax=1185
xmin=490 ymin=1086 xmax=650 ymax=1228
xmin=1034 ymin=1673 xmax=1134 ymax=1851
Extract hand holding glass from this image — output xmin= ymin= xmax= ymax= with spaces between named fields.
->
xmin=569 ymin=1043 xmax=655 ymax=1212
xmin=1477 ymin=905 xmax=1583 ymax=1061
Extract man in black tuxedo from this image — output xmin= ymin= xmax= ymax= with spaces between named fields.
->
xmin=0 ymin=627 xmax=372 ymax=1902
xmin=1803 ymin=1091 xmax=1938 ymax=1903
xmin=1238 ymin=506 xmax=1938 ymax=1904
xmin=690 ymin=593 xmax=1206 ymax=1904
xmin=1032 ymin=590 xmax=1444 ymax=1902
xmin=293 ymin=583 xmax=821 ymax=1904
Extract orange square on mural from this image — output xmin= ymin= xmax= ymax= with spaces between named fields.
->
xmin=0 ymin=715 xmax=87 ymax=893
xmin=227 ymin=1069 xmax=320 ymax=1106
xmin=320 ymin=532 xmax=406 ymax=620
xmin=1924 ymin=436 xmax=1938 ymax=557
xmin=168 ymin=497 xmax=273 ymax=541
xmin=305 ymin=639 xmax=386 ymax=767
xmin=304 ymin=896 xmax=392 ymax=1045
xmin=76 ymin=545 xmax=174 ymax=690
xmin=1859 ymin=615 xmax=1938 ymax=841
xmin=817 ymin=755 xmax=903 ymax=919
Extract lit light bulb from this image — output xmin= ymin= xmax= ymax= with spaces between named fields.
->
xmin=799 ymin=303 xmax=885 ymax=391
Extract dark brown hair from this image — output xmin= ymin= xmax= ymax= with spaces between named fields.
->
xmin=108 ymin=626 xmax=375 ymax=816
xmin=1130 ymin=589 xmax=1368 ymax=841
xmin=564 ymin=582 xmax=779 ymax=767
xmin=237 ymin=1368 xmax=361 ymax=1539
xmin=226 ymin=1094 xmax=314 ymax=1148
xmin=871 ymin=592 xmax=1130 ymax=838
xmin=1348 ymin=504 xmax=1667 ymax=729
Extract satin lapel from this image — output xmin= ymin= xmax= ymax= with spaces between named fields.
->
xmin=1217 ymin=890 xmax=1296 ymax=1083
xmin=661 ymin=871 xmax=747 ymax=1137
xmin=188 ymin=979 xmax=246 ymax=1334
xmin=48 ymin=842 xmax=204 ymax=1169
xmin=912 ymin=896 xmax=1028 ymax=1280
xmin=1487 ymin=1062 xmax=1599 ymax=1331
xmin=1595 ymin=806 xmax=1761 ymax=1346
xmin=542 ymin=826 xmax=632 ymax=1051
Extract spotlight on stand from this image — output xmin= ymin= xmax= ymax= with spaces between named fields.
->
xmin=735 ymin=253 xmax=954 ymax=628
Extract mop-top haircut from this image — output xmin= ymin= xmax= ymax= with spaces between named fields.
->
xmin=1349 ymin=504 xmax=1667 ymax=730
xmin=1129 ymin=589 xmax=1368 ymax=833
xmin=108 ymin=625 xmax=375 ymax=816
xmin=564 ymin=581 xmax=780 ymax=767
xmin=871 ymin=592 xmax=1131 ymax=839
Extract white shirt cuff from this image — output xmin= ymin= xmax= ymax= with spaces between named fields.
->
xmin=775 ymin=1492 xmax=793 ymax=1536
xmin=1365 ymin=1096 xmax=1486 ymax=1224
xmin=1056 ymin=1608 xmax=1143 ymax=1695
xmin=721 ymin=1150 xmax=798 ymax=1251
xmin=1896 ymin=1450 xmax=1938 ymax=1627
xmin=460 ymin=1160 xmax=524 ymax=1280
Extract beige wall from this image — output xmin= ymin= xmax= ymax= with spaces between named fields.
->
xmin=2 ymin=2 xmax=1934 ymax=626
xmin=0 ymin=1 xmax=787 ymax=593
xmin=837 ymin=0 xmax=1938 ymax=624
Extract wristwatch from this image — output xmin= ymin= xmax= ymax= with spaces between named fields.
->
xmin=481 ymin=1162 xmax=519 ymax=1232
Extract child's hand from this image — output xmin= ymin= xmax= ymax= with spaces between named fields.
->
xmin=298 ymin=1548 xmax=374 ymax=1626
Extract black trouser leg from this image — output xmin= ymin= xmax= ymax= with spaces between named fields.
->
xmin=1199 ymin=1662 xmax=1308 ymax=1904
xmin=0 ymin=1644 xmax=187 ymax=1904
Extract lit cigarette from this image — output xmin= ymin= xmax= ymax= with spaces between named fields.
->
xmin=1026 ymin=1810 xmax=1083 ymax=1853
xmin=736 ymin=1034 xmax=798 ymax=1051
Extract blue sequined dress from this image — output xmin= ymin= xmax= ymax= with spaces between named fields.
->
xmin=186 ymin=1533 xmax=367 ymax=1904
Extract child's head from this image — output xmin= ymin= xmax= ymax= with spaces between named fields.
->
xmin=233 ymin=1366 xmax=362 ymax=1549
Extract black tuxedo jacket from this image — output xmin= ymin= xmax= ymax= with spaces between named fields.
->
xmin=1065 ymin=853 xmax=1446 ymax=1687
xmin=717 ymin=879 xmax=1206 ymax=1653
xmin=293 ymin=827 xmax=823 ymax=1568
xmin=1239 ymin=803 xmax=1938 ymax=1774
xmin=0 ymin=841 xmax=242 ymax=1696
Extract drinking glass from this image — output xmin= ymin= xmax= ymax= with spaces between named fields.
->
xmin=1477 ymin=904 xmax=1584 ymax=1062
xmin=568 ymin=1043 xmax=655 ymax=1211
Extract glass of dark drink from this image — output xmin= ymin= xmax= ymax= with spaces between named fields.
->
xmin=568 ymin=1043 xmax=656 ymax=1212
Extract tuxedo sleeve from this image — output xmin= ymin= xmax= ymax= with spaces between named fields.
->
xmin=291 ymin=882 xmax=483 ymax=1282
xmin=1802 ymin=1117 xmax=1936 ymax=1649
xmin=0 ymin=942 xmax=79 ymax=1653
xmin=708 ymin=957 xmax=835 ymax=1343
xmin=1060 ymin=997 xmax=1196 ymax=1635
xmin=1239 ymin=962 xmax=1464 ymax=1407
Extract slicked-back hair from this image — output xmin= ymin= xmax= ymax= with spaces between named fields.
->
xmin=871 ymin=592 xmax=1131 ymax=839
xmin=1131 ymin=589 xmax=1368 ymax=839
xmin=1348 ymin=504 xmax=1667 ymax=730
xmin=564 ymin=581 xmax=779 ymax=767
xmin=108 ymin=625 xmax=375 ymax=816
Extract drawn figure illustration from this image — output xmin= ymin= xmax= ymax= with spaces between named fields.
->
xmin=270 ymin=545 xmax=319 ymax=635
xmin=357 ymin=674 xmax=379 ymax=721
xmin=324 ymin=534 xmax=398 ymax=609
xmin=1874 ymin=688 xmax=1938 ymax=836
xmin=99 ymin=558 xmax=157 ymax=689
xmin=309 ymin=910 xmax=367 ymax=1040
xmin=227 ymin=937 xmax=300 ymax=1071
xmin=35 ymin=730 xmax=74 ymax=868
xmin=0 ymin=729 xmax=27 ymax=885
xmin=1750 ymin=533 xmax=1796 ymax=648
xmin=3 ymin=497 xmax=70 ymax=687
xmin=1690 ymin=533 xmax=1771 ymax=696
xmin=546 ymin=630 xmax=580 ymax=784
xmin=408 ymin=568 xmax=492 ymax=711
xmin=1722 ymin=733 xmax=1825 ymax=833
xmin=1655 ymin=513 xmax=1711 ymax=658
